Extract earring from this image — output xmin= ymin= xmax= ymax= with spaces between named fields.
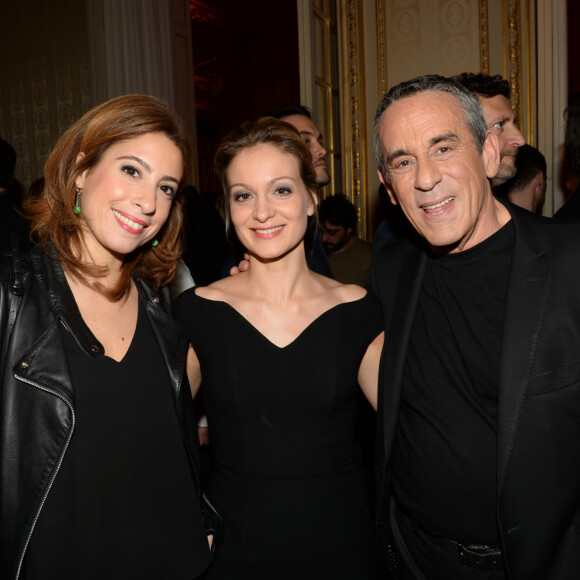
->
xmin=73 ymin=187 xmax=82 ymax=214
xmin=307 ymin=208 xmax=314 ymax=216
xmin=151 ymin=239 xmax=159 ymax=247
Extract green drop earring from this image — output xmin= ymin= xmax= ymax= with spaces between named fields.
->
xmin=151 ymin=239 xmax=158 ymax=247
xmin=73 ymin=187 xmax=82 ymax=215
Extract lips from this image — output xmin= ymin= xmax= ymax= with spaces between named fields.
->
xmin=421 ymin=197 xmax=455 ymax=215
xmin=253 ymin=225 xmax=284 ymax=239
xmin=113 ymin=209 xmax=147 ymax=232
xmin=502 ymin=147 xmax=519 ymax=158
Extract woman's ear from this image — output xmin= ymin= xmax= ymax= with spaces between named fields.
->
xmin=75 ymin=152 xmax=87 ymax=189
xmin=309 ymin=190 xmax=318 ymax=213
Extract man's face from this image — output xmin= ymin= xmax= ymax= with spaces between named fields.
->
xmin=319 ymin=220 xmax=352 ymax=254
xmin=281 ymin=114 xmax=330 ymax=187
xmin=377 ymin=91 xmax=503 ymax=254
xmin=478 ymin=94 xmax=525 ymax=187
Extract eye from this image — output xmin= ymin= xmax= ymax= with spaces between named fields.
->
xmin=160 ymin=184 xmax=176 ymax=198
xmin=233 ymin=192 xmax=251 ymax=202
xmin=437 ymin=146 xmax=451 ymax=154
xmin=275 ymin=186 xmax=291 ymax=196
xmin=122 ymin=165 xmax=140 ymax=178
xmin=493 ymin=121 xmax=504 ymax=129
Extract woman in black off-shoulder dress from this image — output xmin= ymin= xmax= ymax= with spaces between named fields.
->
xmin=175 ymin=118 xmax=384 ymax=579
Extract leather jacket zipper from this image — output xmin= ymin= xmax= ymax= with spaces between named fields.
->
xmin=13 ymin=376 xmax=75 ymax=580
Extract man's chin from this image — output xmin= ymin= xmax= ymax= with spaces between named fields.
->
xmin=491 ymin=163 xmax=517 ymax=187
xmin=316 ymin=171 xmax=331 ymax=187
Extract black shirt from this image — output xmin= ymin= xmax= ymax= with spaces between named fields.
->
xmin=392 ymin=221 xmax=514 ymax=544
xmin=24 ymin=299 xmax=209 ymax=579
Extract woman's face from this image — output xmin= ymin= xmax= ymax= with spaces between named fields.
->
xmin=75 ymin=132 xmax=182 ymax=264
xmin=227 ymin=144 xmax=316 ymax=261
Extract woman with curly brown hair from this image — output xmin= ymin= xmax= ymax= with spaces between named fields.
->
xmin=0 ymin=94 xmax=216 ymax=579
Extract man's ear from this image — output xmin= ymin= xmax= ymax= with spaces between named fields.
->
xmin=377 ymin=168 xmax=399 ymax=206
xmin=75 ymin=152 xmax=87 ymax=189
xmin=482 ymin=131 xmax=500 ymax=179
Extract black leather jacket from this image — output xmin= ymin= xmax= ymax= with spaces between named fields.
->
xmin=0 ymin=244 xmax=212 ymax=579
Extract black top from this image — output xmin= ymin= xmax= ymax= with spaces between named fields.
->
xmin=24 ymin=299 xmax=209 ymax=579
xmin=175 ymin=290 xmax=381 ymax=579
xmin=392 ymin=221 xmax=514 ymax=544
xmin=179 ymin=291 xmax=381 ymax=477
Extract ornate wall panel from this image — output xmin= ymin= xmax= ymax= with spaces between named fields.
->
xmin=382 ymin=0 xmax=481 ymax=88
xmin=0 ymin=0 xmax=91 ymax=191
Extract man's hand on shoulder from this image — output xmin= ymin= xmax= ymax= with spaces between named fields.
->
xmin=229 ymin=253 xmax=250 ymax=276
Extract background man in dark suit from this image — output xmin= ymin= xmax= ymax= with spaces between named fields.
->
xmin=370 ymin=74 xmax=580 ymax=579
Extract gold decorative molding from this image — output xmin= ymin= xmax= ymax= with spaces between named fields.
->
xmin=344 ymin=0 xmax=368 ymax=237
xmin=480 ymin=0 xmax=489 ymax=74
xmin=507 ymin=0 xmax=522 ymax=131
xmin=524 ymin=0 xmax=533 ymax=144
xmin=376 ymin=0 xmax=387 ymax=100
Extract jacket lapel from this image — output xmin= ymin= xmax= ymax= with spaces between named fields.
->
xmin=376 ymin=244 xmax=427 ymax=519
xmin=497 ymin=206 xmax=553 ymax=495
xmin=382 ymin=248 xmax=427 ymax=458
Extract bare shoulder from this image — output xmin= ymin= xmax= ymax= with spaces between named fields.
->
xmin=334 ymin=282 xmax=367 ymax=302
xmin=195 ymin=273 xmax=246 ymax=301
xmin=311 ymin=272 xmax=366 ymax=303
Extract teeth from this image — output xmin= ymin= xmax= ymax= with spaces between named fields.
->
xmin=256 ymin=226 xmax=283 ymax=234
xmin=423 ymin=197 xmax=454 ymax=211
xmin=113 ymin=210 xmax=144 ymax=231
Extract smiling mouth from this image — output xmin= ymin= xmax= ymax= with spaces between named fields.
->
xmin=254 ymin=226 xmax=283 ymax=235
xmin=422 ymin=197 xmax=455 ymax=215
xmin=113 ymin=210 xmax=145 ymax=232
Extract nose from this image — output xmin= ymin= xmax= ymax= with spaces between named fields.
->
xmin=509 ymin=125 xmax=526 ymax=147
xmin=134 ymin=185 xmax=157 ymax=214
xmin=414 ymin=157 xmax=442 ymax=191
xmin=321 ymin=231 xmax=330 ymax=243
xmin=312 ymin=140 xmax=327 ymax=160
xmin=253 ymin=195 xmax=275 ymax=223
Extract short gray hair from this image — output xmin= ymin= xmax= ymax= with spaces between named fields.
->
xmin=372 ymin=74 xmax=487 ymax=180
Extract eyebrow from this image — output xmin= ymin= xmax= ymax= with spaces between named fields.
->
xmin=118 ymin=155 xmax=179 ymax=184
xmin=386 ymin=132 xmax=459 ymax=165
xmin=229 ymin=176 xmax=298 ymax=190
xmin=487 ymin=116 xmax=511 ymax=127
xmin=299 ymin=130 xmax=323 ymax=141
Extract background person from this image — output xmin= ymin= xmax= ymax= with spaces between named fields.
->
xmin=0 ymin=95 xmax=216 ymax=580
xmin=555 ymin=96 xmax=580 ymax=220
xmin=495 ymin=144 xmax=547 ymax=214
xmin=0 ymin=137 xmax=30 ymax=254
xmin=319 ymin=193 xmax=373 ymax=287
xmin=454 ymin=72 xmax=525 ymax=188
xmin=175 ymin=118 xmax=383 ymax=579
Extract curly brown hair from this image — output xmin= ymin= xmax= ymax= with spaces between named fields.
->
xmin=24 ymin=94 xmax=191 ymax=300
